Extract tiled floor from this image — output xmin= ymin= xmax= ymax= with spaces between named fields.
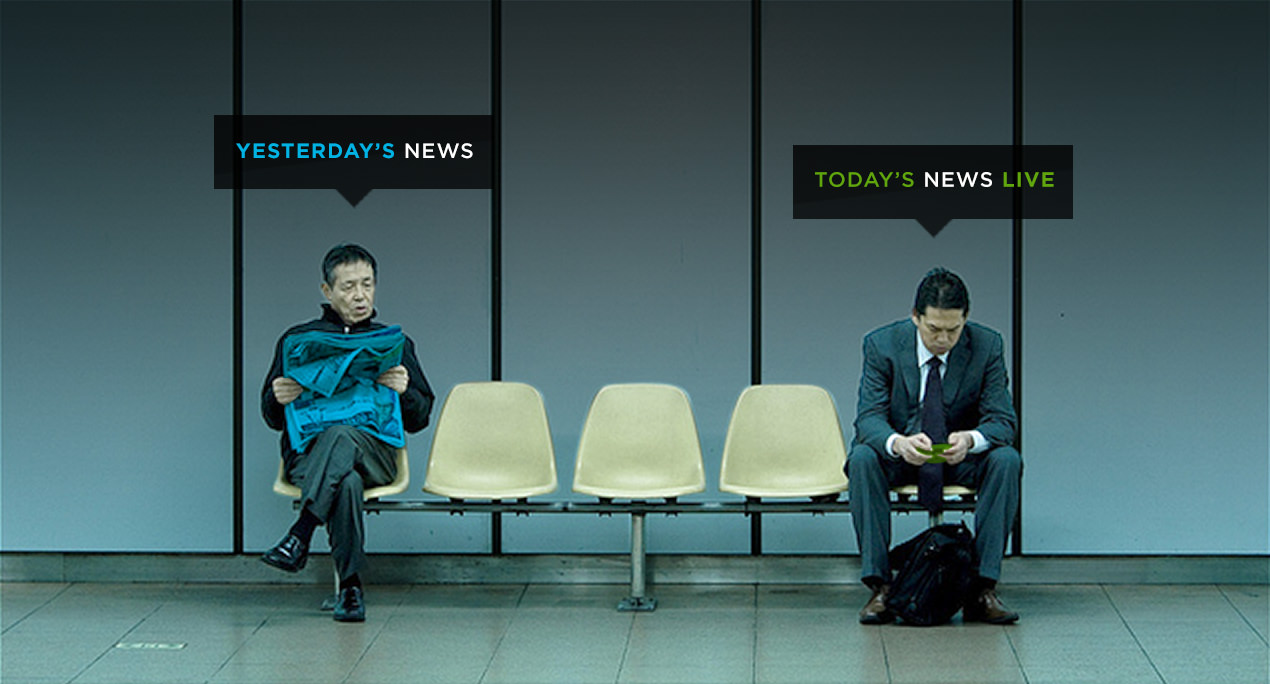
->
xmin=1 ymin=582 xmax=1266 ymax=684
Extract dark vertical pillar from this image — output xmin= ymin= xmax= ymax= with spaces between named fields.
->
xmin=1010 ymin=0 xmax=1024 ymax=556
xmin=490 ymin=0 xmax=504 ymax=556
xmin=491 ymin=0 xmax=502 ymax=385
xmin=749 ymin=0 xmax=763 ymax=557
xmin=232 ymin=0 xmax=245 ymax=555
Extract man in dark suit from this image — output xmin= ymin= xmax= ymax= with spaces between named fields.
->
xmin=849 ymin=268 xmax=1021 ymax=624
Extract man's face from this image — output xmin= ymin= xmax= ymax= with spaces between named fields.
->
xmin=321 ymin=260 xmax=376 ymax=325
xmin=912 ymin=306 xmax=966 ymax=357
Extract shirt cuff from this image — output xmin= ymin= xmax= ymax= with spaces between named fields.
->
xmin=885 ymin=433 xmax=900 ymax=459
xmin=968 ymin=430 xmax=989 ymax=454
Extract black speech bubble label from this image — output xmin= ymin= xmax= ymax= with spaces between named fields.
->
xmin=213 ymin=115 xmax=492 ymax=206
xmin=792 ymin=145 xmax=1073 ymax=235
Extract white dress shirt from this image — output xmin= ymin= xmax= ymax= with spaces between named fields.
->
xmin=885 ymin=327 xmax=989 ymax=458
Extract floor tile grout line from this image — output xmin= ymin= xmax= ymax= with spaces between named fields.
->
xmin=614 ymin=605 xmax=637 ymax=684
xmin=1002 ymin=623 xmax=1032 ymax=684
xmin=1217 ymin=584 xmax=1270 ymax=648
xmin=750 ymin=583 xmax=758 ymax=684
xmin=877 ymin=622 xmax=893 ymax=684
xmin=1100 ymin=584 xmax=1168 ymax=684
xmin=1 ymin=581 xmax=76 ymax=635
xmin=476 ymin=583 xmax=528 ymax=684
xmin=204 ymin=598 xmax=280 ymax=684
xmin=66 ymin=598 xmax=167 ymax=684
xmin=340 ymin=586 xmax=406 ymax=684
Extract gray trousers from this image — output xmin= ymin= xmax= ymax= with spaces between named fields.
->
xmin=287 ymin=425 xmax=397 ymax=582
xmin=848 ymin=443 xmax=1021 ymax=582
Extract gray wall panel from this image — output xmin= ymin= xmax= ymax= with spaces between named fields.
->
xmin=762 ymin=1 xmax=1014 ymax=553
xmin=240 ymin=1 xmax=493 ymax=554
xmin=1 ymin=1 xmax=232 ymax=551
xmin=1022 ymin=1 xmax=1269 ymax=553
xmin=501 ymin=1 xmax=752 ymax=553
xmin=1 ymin=0 xmax=1264 ymax=560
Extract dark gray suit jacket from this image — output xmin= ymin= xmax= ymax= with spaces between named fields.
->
xmin=853 ymin=319 xmax=1017 ymax=457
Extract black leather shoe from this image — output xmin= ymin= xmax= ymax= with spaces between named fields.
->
xmin=260 ymin=533 xmax=308 ymax=573
xmin=333 ymin=586 xmax=365 ymax=622
xmin=859 ymin=584 xmax=894 ymax=624
xmin=963 ymin=588 xmax=1020 ymax=624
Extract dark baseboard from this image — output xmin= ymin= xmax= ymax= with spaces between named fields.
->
xmin=2 ymin=552 xmax=1266 ymax=585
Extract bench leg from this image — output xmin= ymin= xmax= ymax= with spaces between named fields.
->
xmin=618 ymin=512 xmax=656 ymax=612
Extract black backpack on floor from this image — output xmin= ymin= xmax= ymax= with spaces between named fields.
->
xmin=885 ymin=522 xmax=977 ymax=626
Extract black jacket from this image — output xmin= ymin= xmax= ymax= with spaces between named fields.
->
xmin=261 ymin=304 xmax=435 ymax=458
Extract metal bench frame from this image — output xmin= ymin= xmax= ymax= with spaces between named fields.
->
xmin=330 ymin=493 xmax=979 ymax=611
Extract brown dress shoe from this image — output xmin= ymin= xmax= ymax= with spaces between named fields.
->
xmin=963 ymin=588 xmax=1019 ymax=624
xmin=859 ymin=584 xmax=894 ymax=624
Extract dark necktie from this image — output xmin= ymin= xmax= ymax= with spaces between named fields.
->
xmin=918 ymin=357 xmax=947 ymax=513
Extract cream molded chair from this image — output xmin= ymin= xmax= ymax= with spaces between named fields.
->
xmin=273 ymin=446 xmax=409 ymax=609
xmin=273 ymin=447 xmax=410 ymax=500
xmin=423 ymin=382 xmax=557 ymax=500
xmin=573 ymin=383 xmax=706 ymax=611
xmin=891 ymin=484 xmax=976 ymax=526
xmin=719 ymin=385 xmax=849 ymax=498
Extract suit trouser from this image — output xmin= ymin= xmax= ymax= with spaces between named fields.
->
xmin=848 ymin=443 xmax=1021 ymax=582
xmin=287 ymin=425 xmax=397 ymax=582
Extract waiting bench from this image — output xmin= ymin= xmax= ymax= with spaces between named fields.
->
xmin=275 ymin=381 xmax=981 ymax=611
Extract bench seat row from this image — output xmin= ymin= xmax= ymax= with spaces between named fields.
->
xmin=276 ymin=382 xmax=974 ymax=611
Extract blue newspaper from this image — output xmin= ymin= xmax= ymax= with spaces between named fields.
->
xmin=282 ymin=325 xmax=406 ymax=452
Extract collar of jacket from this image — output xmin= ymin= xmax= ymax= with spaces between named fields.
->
xmin=320 ymin=304 xmax=379 ymax=332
